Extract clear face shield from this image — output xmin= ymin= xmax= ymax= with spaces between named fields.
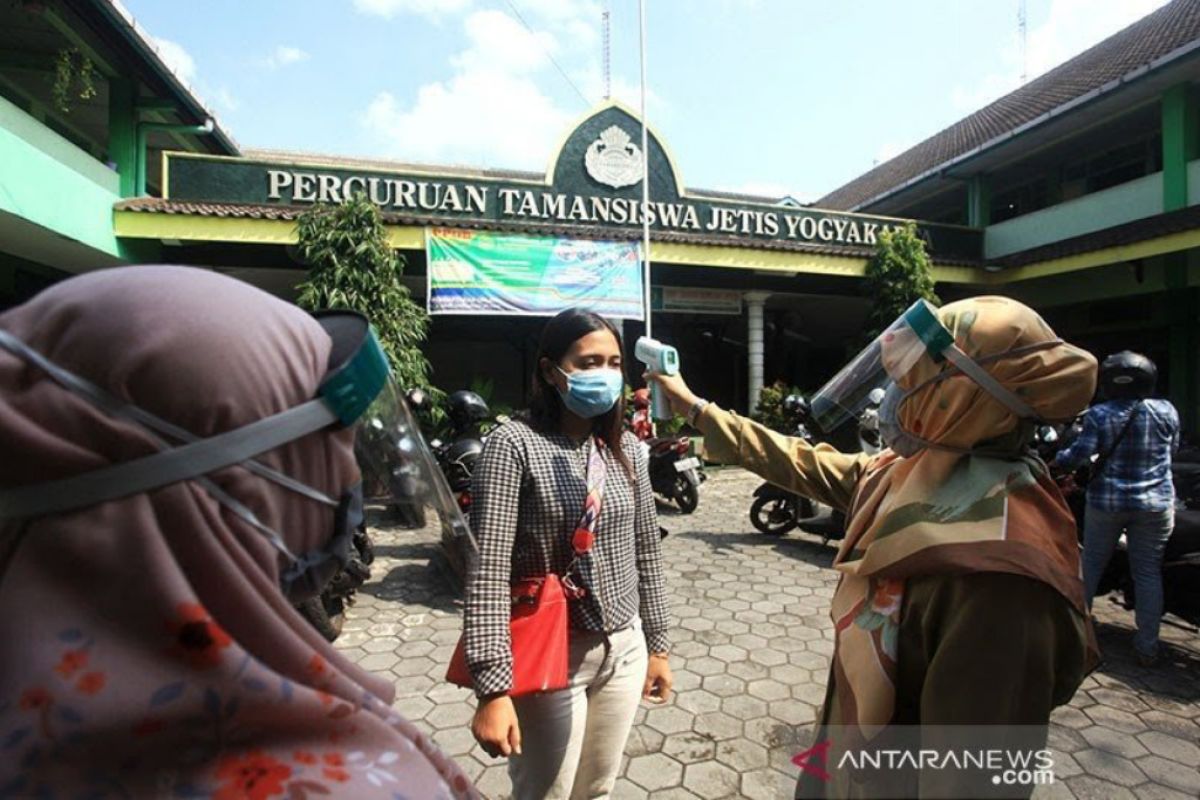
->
xmin=810 ymin=300 xmax=1041 ymax=450
xmin=353 ymin=379 xmax=472 ymax=545
xmin=810 ymin=300 xmax=955 ymax=434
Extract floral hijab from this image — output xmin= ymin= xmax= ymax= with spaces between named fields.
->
xmin=0 ymin=267 xmax=475 ymax=799
xmin=828 ymin=296 xmax=1099 ymax=740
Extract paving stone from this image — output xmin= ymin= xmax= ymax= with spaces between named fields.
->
xmin=686 ymin=656 xmax=725 ymax=677
xmin=1090 ymin=687 xmax=1151 ymax=714
xmin=1030 ymin=780 xmax=1076 ymax=800
xmin=1047 ymin=727 xmax=1089 ymax=755
xmin=1048 ymin=749 xmax=1083 ymax=779
xmin=392 ymin=694 xmax=433 ymax=721
xmin=610 ymin=778 xmax=648 ymax=799
xmin=1135 ymin=730 xmax=1200 ymax=766
xmin=769 ymin=700 xmax=816 ymax=726
xmin=1084 ymin=704 xmax=1148 ymax=735
xmin=1128 ymin=782 xmax=1197 ymax=800
xmin=671 ymin=670 xmax=702 ymax=693
xmin=646 ymin=705 xmax=696 ymax=736
xmin=745 ymin=716 xmax=803 ymax=749
xmin=788 ymin=650 xmax=829 ymax=670
xmin=662 ymin=731 xmax=717 ymax=765
xmin=674 ymin=689 xmax=723 ymax=716
xmin=703 ymin=674 xmax=747 ymax=698
xmin=356 ymin=651 xmax=400 ymax=672
xmin=722 ymin=694 xmax=769 ymax=722
xmin=741 ymin=768 xmax=791 ymax=800
xmin=476 ymin=764 xmax=511 ymax=799
xmin=425 ymin=702 xmax=474 ymax=731
xmin=392 ymin=655 xmax=436 ymax=677
xmin=693 ymin=711 xmax=744 ymax=741
xmin=1137 ymin=710 xmax=1200 ymax=740
xmin=1073 ymin=748 xmax=1146 ymax=787
xmin=1136 ymin=755 xmax=1200 ymax=795
xmin=626 ymin=752 xmax=684 ymax=791
xmin=1051 ymin=705 xmax=1094 ymax=730
xmin=683 ymin=761 xmax=740 ymax=798
xmin=1079 ymin=726 xmax=1149 ymax=759
xmin=715 ymin=738 xmax=769 ymax=771
xmin=709 ymin=644 xmax=749 ymax=663
xmin=1063 ymin=775 xmax=1138 ymax=800
xmin=338 ymin=470 xmax=1200 ymax=800
xmin=432 ymin=725 xmax=479 ymax=757
xmin=624 ymin=725 xmax=665 ymax=758
xmin=726 ymin=660 xmax=771 ymax=682
xmin=748 ymin=679 xmax=792 ymax=702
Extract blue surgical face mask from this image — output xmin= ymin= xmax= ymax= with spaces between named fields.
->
xmin=556 ymin=367 xmax=624 ymax=419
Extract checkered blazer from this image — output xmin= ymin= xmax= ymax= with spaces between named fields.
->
xmin=463 ymin=420 xmax=670 ymax=697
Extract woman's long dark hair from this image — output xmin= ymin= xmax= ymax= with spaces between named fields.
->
xmin=527 ymin=308 xmax=633 ymax=478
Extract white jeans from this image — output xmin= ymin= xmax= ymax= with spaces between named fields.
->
xmin=509 ymin=623 xmax=648 ymax=800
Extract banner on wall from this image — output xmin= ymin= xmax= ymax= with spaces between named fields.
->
xmin=427 ymin=228 xmax=644 ymax=319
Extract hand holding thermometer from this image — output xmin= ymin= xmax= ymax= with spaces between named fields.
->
xmin=635 ymin=337 xmax=680 ymax=420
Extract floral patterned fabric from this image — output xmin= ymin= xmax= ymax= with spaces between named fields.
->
xmin=0 ymin=267 xmax=475 ymax=799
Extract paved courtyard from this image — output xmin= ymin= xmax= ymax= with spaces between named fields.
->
xmin=337 ymin=469 xmax=1200 ymax=799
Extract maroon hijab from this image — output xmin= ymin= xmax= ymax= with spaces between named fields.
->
xmin=0 ymin=267 xmax=474 ymax=798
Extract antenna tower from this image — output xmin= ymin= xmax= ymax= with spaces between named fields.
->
xmin=1018 ymin=0 xmax=1028 ymax=83
xmin=602 ymin=6 xmax=612 ymax=100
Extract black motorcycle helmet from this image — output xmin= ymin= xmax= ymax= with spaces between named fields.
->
xmin=444 ymin=438 xmax=484 ymax=492
xmin=1100 ymin=351 xmax=1157 ymax=400
xmin=448 ymin=390 xmax=491 ymax=430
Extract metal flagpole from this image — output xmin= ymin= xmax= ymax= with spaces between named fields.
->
xmin=639 ymin=0 xmax=652 ymax=340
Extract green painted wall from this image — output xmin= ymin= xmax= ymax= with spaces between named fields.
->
xmin=1162 ymin=83 xmax=1198 ymax=212
xmin=983 ymin=172 xmax=1164 ymax=259
xmin=0 ymin=94 xmax=123 ymax=259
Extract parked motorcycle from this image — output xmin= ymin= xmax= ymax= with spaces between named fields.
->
xmin=296 ymin=388 xmax=432 ymax=641
xmin=749 ymin=395 xmax=848 ymax=541
xmin=646 ymin=435 xmax=706 ymax=514
xmin=295 ymin=526 xmax=374 ymax=642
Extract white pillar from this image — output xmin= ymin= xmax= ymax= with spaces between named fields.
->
xmin=746 ymin=292 xmax=770 ymax=414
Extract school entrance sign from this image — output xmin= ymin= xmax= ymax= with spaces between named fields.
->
xmin=162 ymin=102 xmax=983 ymax=262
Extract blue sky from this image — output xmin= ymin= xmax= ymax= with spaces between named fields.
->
xmin=124 ymin=0 xmax=1168 ymax=202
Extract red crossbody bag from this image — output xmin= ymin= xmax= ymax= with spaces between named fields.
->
xmin=447 ymin=438 xmax=607 ymax=696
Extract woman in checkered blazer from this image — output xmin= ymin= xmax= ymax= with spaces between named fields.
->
xmin=464 ymin=309 xmax=673 ymax=800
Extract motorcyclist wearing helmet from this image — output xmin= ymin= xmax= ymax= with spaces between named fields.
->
xmin=1054 ymin=351 xmax=1180 ymax=665
xmin=651 ymin=296 xmax=1098 ymax=799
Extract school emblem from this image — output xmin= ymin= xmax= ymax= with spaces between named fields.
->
xmin=584 ymin=125 xmax=643 ymax=189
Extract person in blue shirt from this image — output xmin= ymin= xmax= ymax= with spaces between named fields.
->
xmin=1055 ymin=351 xmax=1180 ymax=665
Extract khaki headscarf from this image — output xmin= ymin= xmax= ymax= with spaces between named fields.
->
xmin=829 ymin=296 xmax=1098 ymax=740
xmin=0 ymin=267 xmax=474 ymax=798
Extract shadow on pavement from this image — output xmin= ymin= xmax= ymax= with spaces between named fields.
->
xmin=679 ymin=528 xmax=837 ymax=569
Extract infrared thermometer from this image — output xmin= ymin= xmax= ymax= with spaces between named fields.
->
xmin=635 ymin=337 xmax=680 ymax=420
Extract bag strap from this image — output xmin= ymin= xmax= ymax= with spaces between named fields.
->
xmin=1093 ymin=401 xmax=1142 ymax=478
xmin=571 ymin=437 xmax=608 ymax=556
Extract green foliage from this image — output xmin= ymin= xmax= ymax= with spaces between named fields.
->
xmin=863 ymin=222 xmax=940 ymax=341
xmin=753 ymin=381 xmax=805 ymax=433
xmin=53 ymin=48 xmax=97 ymax=114
xmin=295 ymin=193 xmax=437 ymax=401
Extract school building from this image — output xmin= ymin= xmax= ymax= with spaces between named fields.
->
xmin=4 ymin=0 xmax=1200 ymax=426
